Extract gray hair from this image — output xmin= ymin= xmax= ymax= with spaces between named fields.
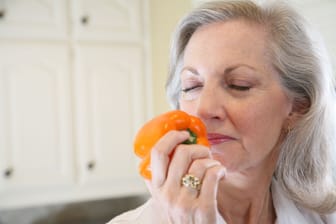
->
xmin=166 ymin=0 xmax=336 ymax=214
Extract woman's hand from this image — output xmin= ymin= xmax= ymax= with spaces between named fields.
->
xmin=146 ymin=130 xmax=227 ymax=224
xmin=134 ymin=110 xmax=209 ymax=179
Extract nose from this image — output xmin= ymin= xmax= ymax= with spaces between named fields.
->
xmin=195 ymin=84 xmax=226 ymax=121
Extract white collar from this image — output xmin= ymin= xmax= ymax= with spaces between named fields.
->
xmin=271 ymin=178 xmax=331 ymax=224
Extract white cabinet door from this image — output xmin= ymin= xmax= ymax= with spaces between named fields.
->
xmin=73 ymin=44 xmax=147 ymax=198
xmin=0 ymin=43 xmax=74 ymax=208
xmin=0 ymin=0 xmax=67 ymax=40
xmin=71 ymin=0 xmax=144 ymax=42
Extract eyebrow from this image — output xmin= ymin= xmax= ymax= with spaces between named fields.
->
xmin=181 ymin=64 xmax=257 ymax=76
xmin=181 ymin=66 xmax=200 ymax=76
xmin=225 ymin=64 xmax=257 ymax=73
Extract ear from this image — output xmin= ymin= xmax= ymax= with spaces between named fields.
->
xmin=287 ymin=97 xmax=310 ymax=128
xmin=292 ymin=96 xmax=310 ymax=114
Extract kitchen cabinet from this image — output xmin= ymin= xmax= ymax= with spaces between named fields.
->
xmin=74 ymin=44 xmax=147 ymax=192
xmin=0 ymin=0 xmax=150 ymax=209
xmin=0 ymin=42 xmax=73 ymax=194
xmin=0 ymin=0 xmax=67 ymax=40
xmin=71 ymin=0 xmax=143 ymax=42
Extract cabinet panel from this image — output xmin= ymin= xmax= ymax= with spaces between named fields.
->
xmin=0 ymin=0 xmax=67 ymax=40
xmin=0 ymin=43 xmax=73 ymax=201
xmin=74 ymin=45 xmax=146 ymax=194
xmin=72 ymin=0 xmax=144 ymax=42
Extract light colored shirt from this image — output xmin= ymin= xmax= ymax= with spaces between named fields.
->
xmin=107 ymin=179 xmax=336 ymax=224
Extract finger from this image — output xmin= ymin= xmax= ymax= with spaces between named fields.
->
xmin=199 ymin=165 xmax=226 ymax=203
xmin=188 ymin=158 xmax=222 ymax=180
xmin=179 ymin=158 xmax=221 ymax=197
xmin=151 ymin=130 xmax=189 ymax=188
xmin=166 ymin=145 xmax=210 ymax=188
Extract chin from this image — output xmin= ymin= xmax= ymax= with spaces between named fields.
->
xmin=210 ymin=151 xmax=245 ymax=172
xmin=211 ymin=151 xmax=234 ymax=170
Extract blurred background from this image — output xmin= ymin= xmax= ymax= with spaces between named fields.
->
xmin=0 ymin=0 xmax=335 ymax=223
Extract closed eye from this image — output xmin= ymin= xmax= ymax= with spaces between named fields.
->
xmin=180 ymin=85 xmax=203 ymax=101
xmin=228 ymin=84 xmax=251 ymax=91
xmin=181 ymin=85 xmax=203 ymax=92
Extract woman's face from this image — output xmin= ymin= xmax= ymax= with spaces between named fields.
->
xmin=179 ymin=20 xmax=293 ymax=172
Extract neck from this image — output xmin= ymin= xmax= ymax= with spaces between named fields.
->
xmin=216 ymin=139 xmax=283 ymax=224
xmin=217 ymin=171 xmax=276 ymax=224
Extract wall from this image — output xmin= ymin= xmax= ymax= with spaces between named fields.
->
xmin=149 ymin=0 xmax=192 ymax=115
xmin=288 ymin=0 xmax=336 ymax=69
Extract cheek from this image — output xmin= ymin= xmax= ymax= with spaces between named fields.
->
xmin=222 ymin=105 xmax=285 ymax=171
xmin=234 ymin=101 xmax=287 ymax=153
xmin=179 ymin=101 xmax=194 ymax=114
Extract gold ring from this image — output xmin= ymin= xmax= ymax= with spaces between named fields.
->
xmin=181 ymin=174 xmax=201 ymax=190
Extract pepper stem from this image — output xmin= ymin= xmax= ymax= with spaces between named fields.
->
xmin=183 ymin=129 xmax=197 ymax=144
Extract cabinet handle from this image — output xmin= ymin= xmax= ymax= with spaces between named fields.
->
xmin=4 ymin=167 xmax=13 ymax=178
xmin=87 ymin=161 xmax=95 ymax=170
xmin=81 ymin=15 xmax=89 ymax=25
xmin=0 ymin=9 xmax=5 ymax=19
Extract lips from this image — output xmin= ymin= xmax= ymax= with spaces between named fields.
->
xmin=207 ymin=133 xmax=236 ymax=145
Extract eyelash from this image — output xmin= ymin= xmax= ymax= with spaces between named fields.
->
xmin=227 ymin=84 xmax=251 ymax=91
xmin=181 ymin=85 xmax=202 ymax=92
xmin=182 ymin=84 xmax=251 ymax=92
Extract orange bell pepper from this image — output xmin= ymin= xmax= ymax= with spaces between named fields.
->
xmin=134 ymin=110 xmax=209 ymax=179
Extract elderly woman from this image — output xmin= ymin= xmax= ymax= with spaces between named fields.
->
xmin=108 ymin=0 xmax=336 ymax=223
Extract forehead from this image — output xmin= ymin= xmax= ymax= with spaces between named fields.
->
xmin=189 ymin=19 xmax=268 ymax=45
xmin=184 ymin=20 xmax=271 ymax=66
